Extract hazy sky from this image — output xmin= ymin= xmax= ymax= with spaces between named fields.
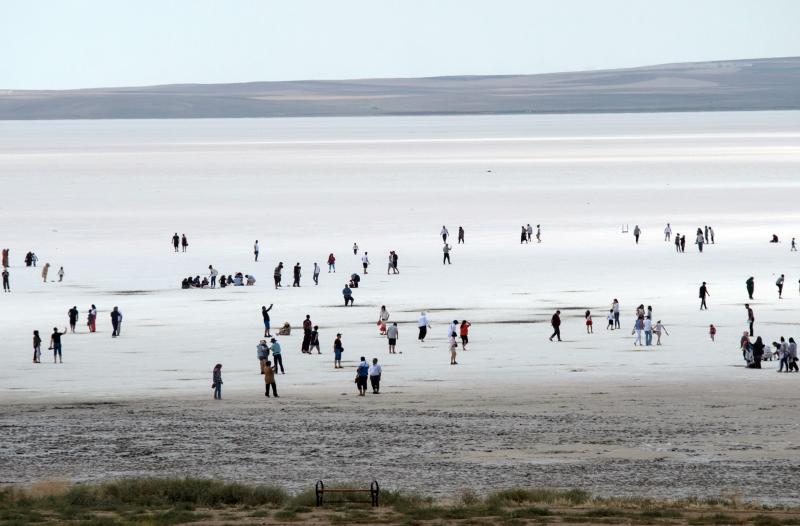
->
xmin=2 ymin=0 xmax=800 ymax=89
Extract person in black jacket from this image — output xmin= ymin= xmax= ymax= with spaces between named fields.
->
xmin=549 ymin=310 xmax=562 ymax=342
xmin=110 ymin=306 xmax=122 ymax=337
xmin=699 ymin=282 xmax=710 ymax=310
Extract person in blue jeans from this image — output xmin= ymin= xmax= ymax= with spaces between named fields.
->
xmin=212 ymin=363 xmax=222 ymax=399
xmin=356 ymin=357 xmax=369 ymax=396
xmin=50 ymin=327 xmax=66 ymax=363
xmin=270 ymin=338 xmax=284 ymax=374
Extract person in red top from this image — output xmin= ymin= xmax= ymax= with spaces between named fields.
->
xmin=327 ymin=253 xmax=336 ymax=273
xmin=459 ymin=320 xmax=471 ymax=350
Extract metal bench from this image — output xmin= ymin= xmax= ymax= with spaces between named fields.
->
xmin=314 ymin=480 xmax=380 ymax=507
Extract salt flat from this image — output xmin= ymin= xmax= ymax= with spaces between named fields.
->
xmin=1 ymin=111 xmax=799 ymax=501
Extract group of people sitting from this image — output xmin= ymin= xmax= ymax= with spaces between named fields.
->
xmin=181 ymin=272 xmax=255 ymax=289
xmin=741 ymin=332 xmax=799 ymax=371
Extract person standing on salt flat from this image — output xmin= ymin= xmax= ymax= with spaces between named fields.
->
xmin=633 ymin=225 xmax=641 ymax=244
xmin=680 ymin=234 xmax=686 ymax=252
xmin=333 ymin=333 xmax=344 ymax=368
xmin=301 ymin=314 xmax=312 ymax=353
xmin=57 ymin=266 xmax=64 ymax=282
xmin=257 ymin=339 xmax=269 ymax=373
xmin=549 ymin=310 xmax=562 ymax=342
xmin=208 ymin=265 xmax=218 ymax=288
xmin=632 ymin=316 xmax=644 ymax=346
xmin=1 ymin=267 xmax=9 ymax=292
xmin=110 ymin=306 xmax=122 ymax=337
xmin=709 ymin=226 xmax=715 ymax=244
xmin=695 ymin=229 xmax=705 ymax=252
xmin=746 ymin=276 xmax=755 ymax=300
xmin=699 ymin=281 xmax=710 ymax=310
xmin=313 ymin=262 xmax=320 ymax=285
xmin=310 ymin=325 xmax=320 ymax=354
xmin=392 ymin=251 xmax=399 ymax=274
xmin=441 ymin=225 xmax=449 ymax=243
xmin=520 ymin=226 xmax=528 ymax=244
xmin=50 ymin=327 xmax=66 ymax=363
xmin=292 ymin=262 xmax=301 ymax=287
xmin=746 ymin=304 xmax=755 ymax=336
xmin=211 ymin=364 xmax=222 ymax=399
xmin=654 ymin=320 xmax=668 ymax=345
xmin=418 ymin=312 xmax=430 ymax=342
xmin=612 ymin=299 xmax=621 ymax=329
xmin=643 ymin=316 xmax=653 ymax=346
xmin=527 ymin=223 xmax=533 ymax=242
xmin=270 ymin=338 xmax=284 ymax=374
xmin=704 ymin=226 xmax=709 ymax=244
xmin=67 ymin=306 xmax=79 ymax=333
xmin=32 ymin=330 xmax=41 ymax=363
xmin=273 ymin=262 xmax=283 ymax=289
xmin=460 ymin=320 xmax=471 ymax=349
xmin=458 ymin=226 xmax=465 ymax=244
xmin=792 ymin=238 xmax=797 ymax=252
xmin=181 ymin=234 xmax=189 ymax=253
xmin=447 ymin=319 xmax=458 ymax=339
xmin=776 ymin=274 xmax=785 ymax=299
xmin=87 ymin=304 xmax=97 ymax=333
xmin=254 ymin=240 xmax=260 ymax=262
xmin=442 ymin=243 xmax=452 ymax=264
xmin=327 ymin=253 xmax=336 ymax=272
xmin=261 ymin=304 xmax=273 ymax=337
xmin=1 ymin=248 xmax=8 ymax=268
xmin=674 ymin=233 xmax=681 ymax=252
xmin=449 ymin=332 xmax=458 ymax=365
xmin=361 ymin=252 xmax=369 ymax=274
xmin=387 ymin=323 xmax=399 ymax=354
xmin=606 ymin=309 xmax=614 ymax=330
xmin=536 ymin=224 xmax=541 ymax=243
xmin=263 ymin=361 xmax=278 ymax=397
xmin=352 ymin=242 xmax=358 ymax=255
xmin=172 ymin=233 xmax=179 ymax=252
xmin=664 ymin=223 xmax=672 ymax=241
xmin=585 ymin=310 xmax=593 ymax=334
xmin=41 ymin=262 xmax=50 ymax=282
xmin=387 ymin=251 xmax=394 ymax=275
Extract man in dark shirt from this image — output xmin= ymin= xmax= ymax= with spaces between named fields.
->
xmin=51 ymin=327 xmax=66 ymax=363
xmin=110 ymin=306 xmax=122 ymax=337
xmin=549 ymin=310 xmax=562 ymax=342
xmin=699 ymin=282 xmax=710 ymax=310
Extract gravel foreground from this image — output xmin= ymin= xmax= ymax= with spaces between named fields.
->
xmin=2 ymin=379 xmax=797 ymax=506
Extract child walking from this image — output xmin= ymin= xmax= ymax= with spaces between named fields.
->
xmin=585 ymin=310 xmax=593 ymax=333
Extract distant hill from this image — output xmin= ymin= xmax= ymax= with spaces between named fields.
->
xmin=1 ymin=57 xmax=799 ymax=120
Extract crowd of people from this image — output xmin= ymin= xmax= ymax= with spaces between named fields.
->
xmin=10 ymin=220 xmax=800 ymax=402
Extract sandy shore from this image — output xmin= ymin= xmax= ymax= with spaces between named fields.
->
xmin=2 ymin=377 xmax=797 ymax=505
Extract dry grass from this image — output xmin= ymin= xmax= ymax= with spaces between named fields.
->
xmin=0 ymin=479 xmax=798 ymax=525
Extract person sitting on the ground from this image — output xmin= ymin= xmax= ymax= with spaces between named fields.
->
xmin=771 ymin=234 xmax=780 ymax=243
xmin=192 ymin=275 xmax=201 ymax=287
xmin=277 ymin=322 xmax=291 ymax=336
xmin=233 ymin=273 xmax=244 ymax=286
xmin=343 ymin=284 xmax=354 ymax=306
xmin=181 ymin=277 xmax=190 ymax=289
xmin=245 ymin=274 xmax=256 ymax=286
xmin=200 ymin=277 xmax=209 ymax=288
xmin=220 ymin=275 xmax=227 ymax=288
xmin=349 ymin=273 xmax=361 ymax=288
